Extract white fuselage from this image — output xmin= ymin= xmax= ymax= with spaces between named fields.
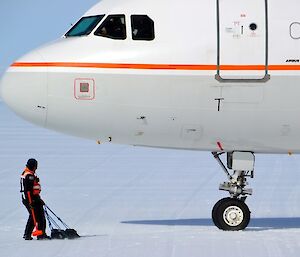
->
xmin=1 ymin=0 xmax=300 ymax=153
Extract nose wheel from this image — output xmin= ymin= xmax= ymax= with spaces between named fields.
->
xmin=212 ymin=198 xmax=250 ymax=230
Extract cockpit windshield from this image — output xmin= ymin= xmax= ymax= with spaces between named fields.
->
xmin=94 ymin=15 xmax=127 ymax=40
xmin=65 ymin=15 xmax=105 ymax=37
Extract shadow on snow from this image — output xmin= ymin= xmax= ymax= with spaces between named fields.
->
xmin=121 ymin=217 xmax=300 ymax=231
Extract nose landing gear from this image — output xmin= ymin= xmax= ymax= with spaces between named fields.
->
xmin=211 ymin=152 xmax=254 ymax=231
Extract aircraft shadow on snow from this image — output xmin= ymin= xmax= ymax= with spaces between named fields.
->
xmin=121 ymin=217 xmax=300 ymax=231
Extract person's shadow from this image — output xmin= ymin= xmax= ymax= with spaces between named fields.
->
xmin=121 ymin=217 xmax=300 ymax=231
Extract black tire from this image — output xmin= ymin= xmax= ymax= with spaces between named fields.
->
xmin=212 ymin=198 xmax=231 ymax=229
xmin=212 ymin=198 xmax=250 ymax=231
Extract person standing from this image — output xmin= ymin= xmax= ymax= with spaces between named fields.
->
xmin=20 ymin=159 xmax=50 ymax=240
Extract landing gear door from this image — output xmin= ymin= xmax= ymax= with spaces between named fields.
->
xmin=216 ymin=0 xmax=270 ymax=82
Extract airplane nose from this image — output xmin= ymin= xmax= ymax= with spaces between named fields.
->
xmin=0 ymin=51 xmax=47 ymax=127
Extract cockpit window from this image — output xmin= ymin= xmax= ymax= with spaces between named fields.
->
xmin=131 ymin=15 xmax=155 ymax=41
xmin=94 ymin=15 xmax=126 ymax=40
xmin=65 ymin=15 xmax=105 ymax=37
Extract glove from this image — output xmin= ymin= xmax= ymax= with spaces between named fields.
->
xmin=40 ymin=199 xmax=45 ymax=205
xmin=29 ymin=201 xmax=36 ymax=209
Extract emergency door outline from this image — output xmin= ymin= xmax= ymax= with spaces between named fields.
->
xmin=215 ymin=0 xmax=270 ymax=83
xmin=74 ymin=78 xmax=95 ymax=100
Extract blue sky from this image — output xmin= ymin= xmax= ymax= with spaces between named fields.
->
xmin=0 ymin=0 xmax=100 ymax=75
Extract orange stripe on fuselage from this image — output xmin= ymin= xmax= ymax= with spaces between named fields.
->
xmin=11 ymin=62 xmax=216 ymax=70
xmin=10 ymin=62 xmax=300 ymax=71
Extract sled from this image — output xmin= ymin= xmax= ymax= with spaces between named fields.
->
xmin=44 ymin=204 xmax=80 ymax=239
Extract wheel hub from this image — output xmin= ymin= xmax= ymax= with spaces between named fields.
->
xmin=223 ymin=206 xmax=244 ymax=226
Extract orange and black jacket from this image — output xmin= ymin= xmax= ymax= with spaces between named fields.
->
xmin=20 ymin=168 xmax=42 ymax=204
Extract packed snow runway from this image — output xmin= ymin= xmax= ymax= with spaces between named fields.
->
xmin=1 ymin=101 xmax=300 ymax=257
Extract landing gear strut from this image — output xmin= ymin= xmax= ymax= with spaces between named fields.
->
xmin=211 ymin=152 xmax=254 ymax=231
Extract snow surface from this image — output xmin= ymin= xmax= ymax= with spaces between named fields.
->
xmin=1 ymin=102 xmax=300 ymax=257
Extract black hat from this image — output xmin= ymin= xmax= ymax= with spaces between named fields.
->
xmin=26 ymin=159 xmax=38 ymax=171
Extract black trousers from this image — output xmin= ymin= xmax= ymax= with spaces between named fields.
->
xmin=22 ymin=198 xmax=46 ymax=237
